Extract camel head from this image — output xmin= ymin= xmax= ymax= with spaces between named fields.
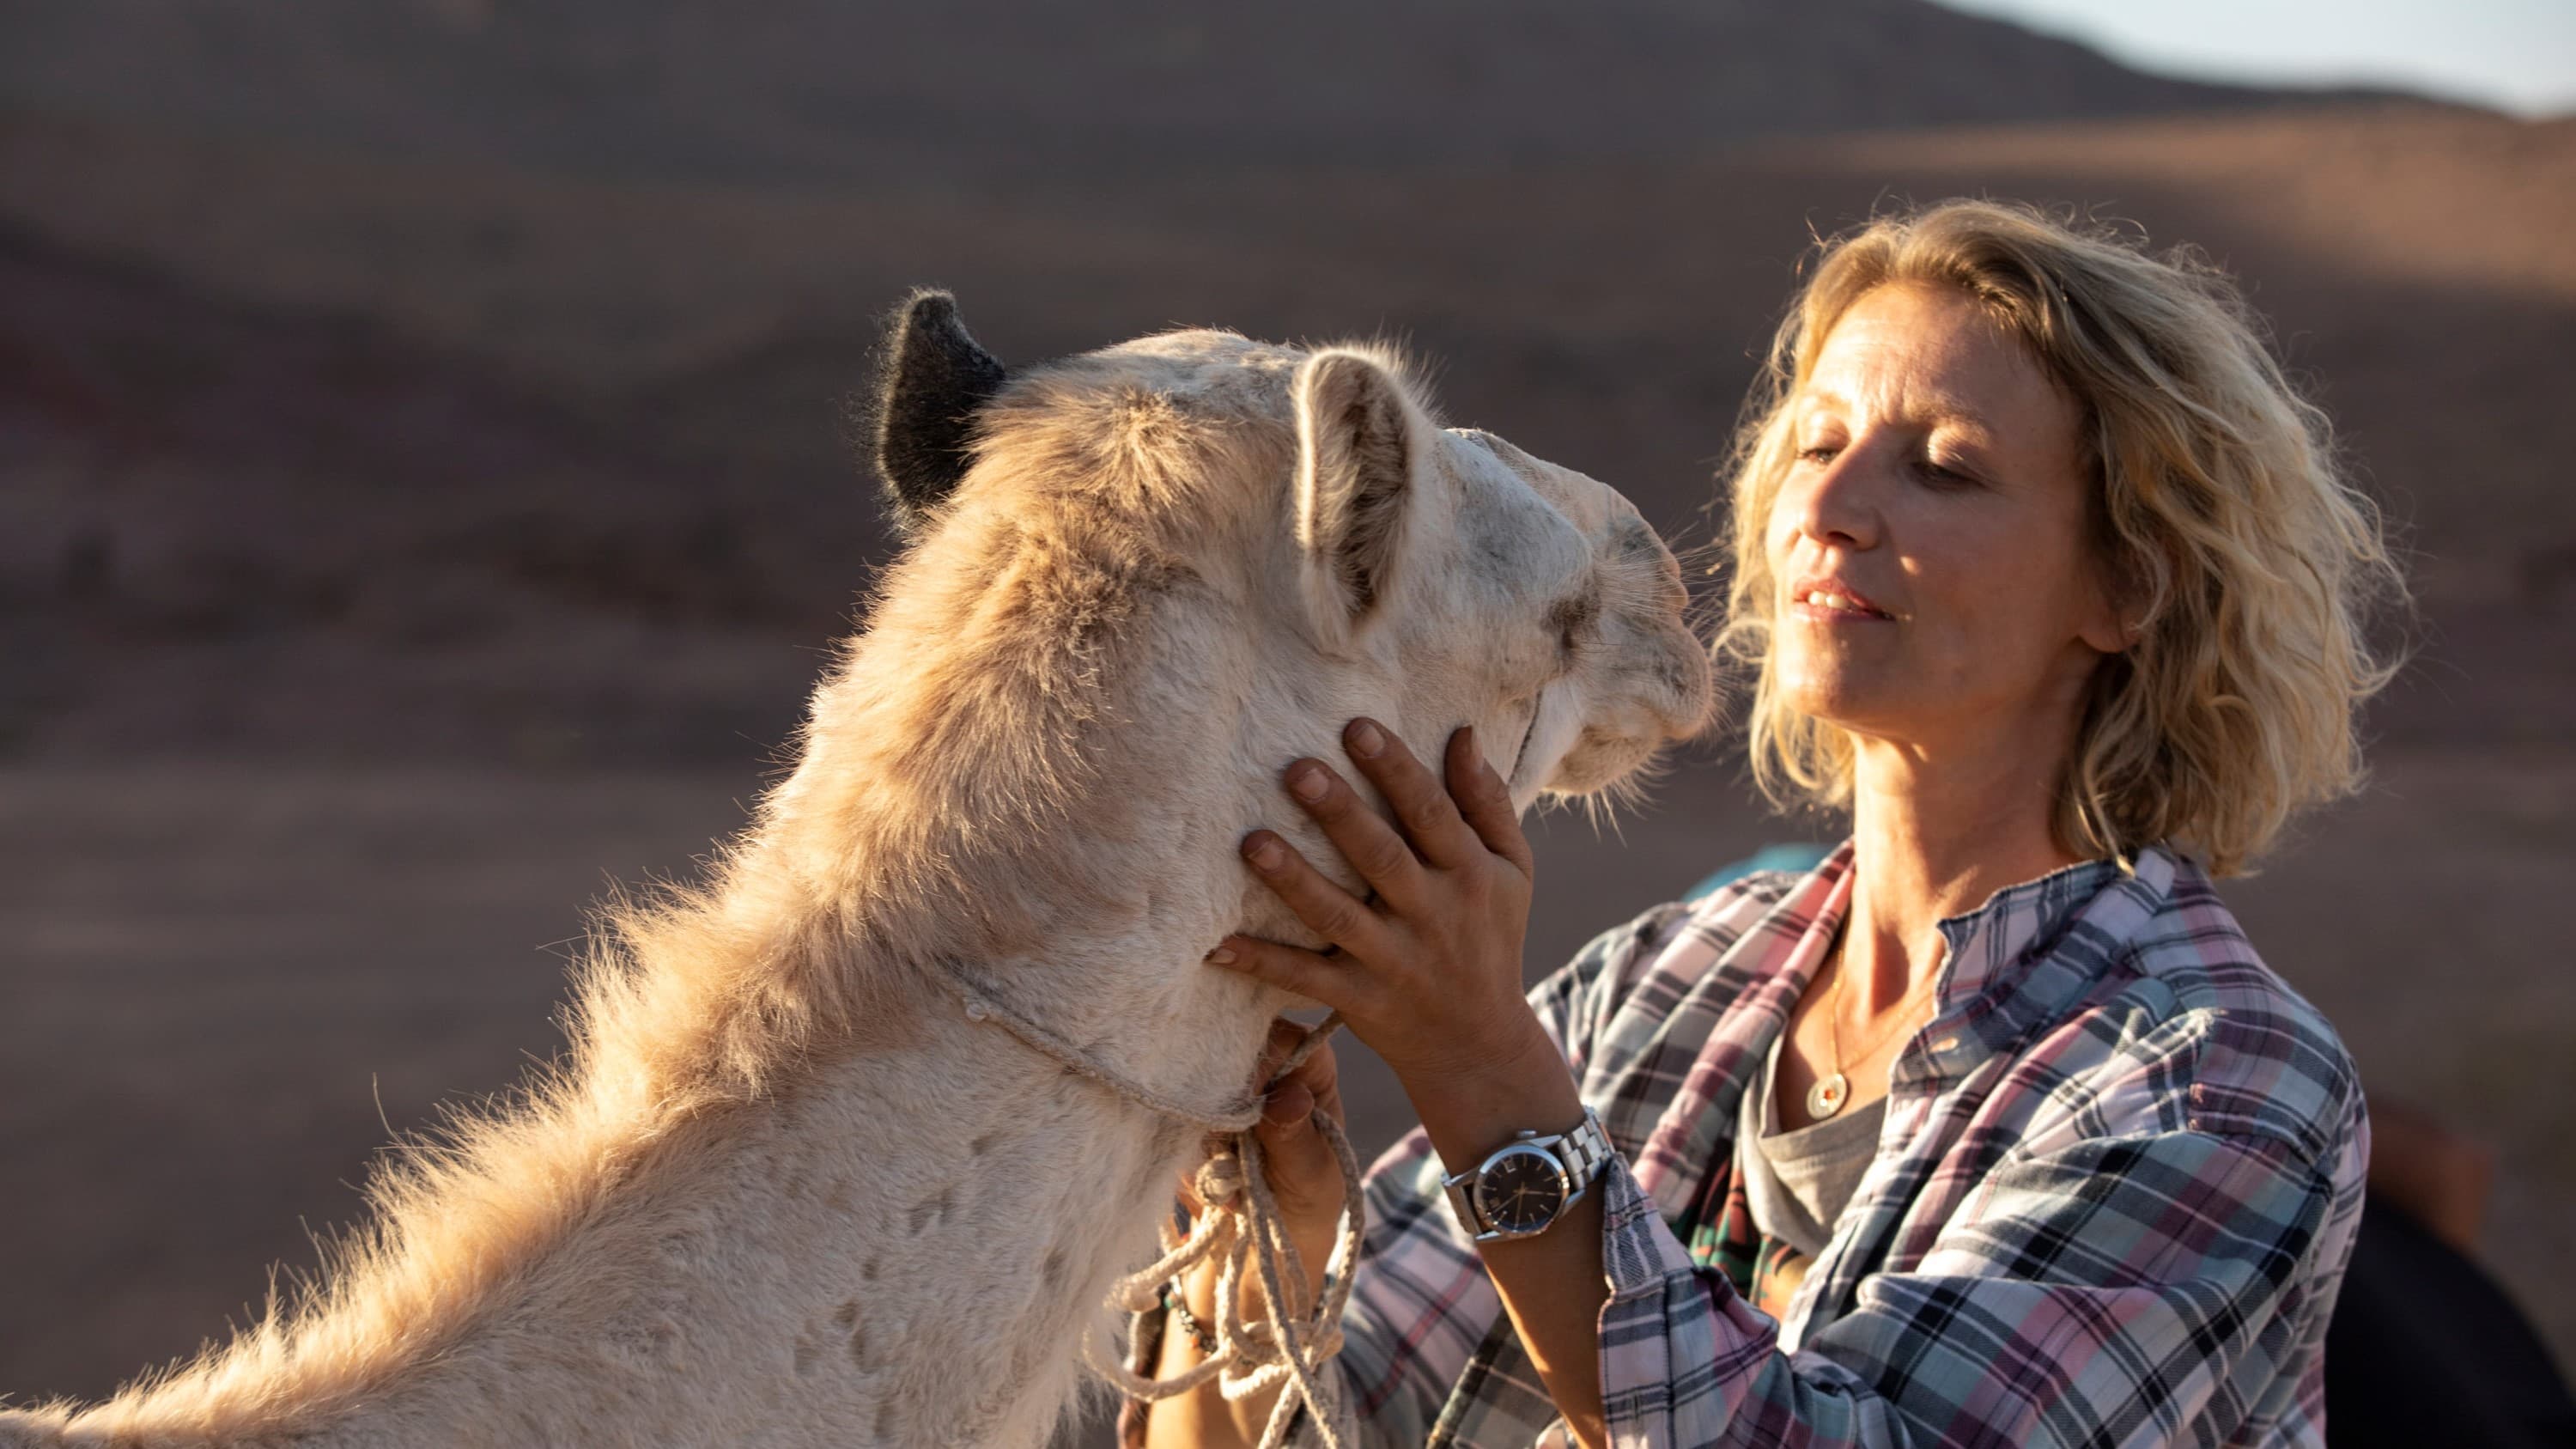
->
xmin=851 ymin=286 xmax=1715 ymax=953
xmin=797 ymin=289 xmax=1714 ymax=1081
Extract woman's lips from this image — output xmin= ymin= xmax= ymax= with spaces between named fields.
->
xmin=1788 ymin=578 xmax=1898 ymax=622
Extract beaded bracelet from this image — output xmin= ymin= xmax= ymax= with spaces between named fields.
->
xmin=1160 ymin=1271 xmax=1337 ymax=1358
xmin=1160 ymin=1286 xmax=1218 ymax=1355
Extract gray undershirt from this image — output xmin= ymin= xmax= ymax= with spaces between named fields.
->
xmin=1736 ymin=1030 xmax=1886 ymax=1259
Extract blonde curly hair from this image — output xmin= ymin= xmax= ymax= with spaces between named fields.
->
xmin=1718 ymin=200 xmax=2406 ymax=877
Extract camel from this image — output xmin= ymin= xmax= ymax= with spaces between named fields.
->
xmin=2 ymin=294 xmax=1714 ymax=1448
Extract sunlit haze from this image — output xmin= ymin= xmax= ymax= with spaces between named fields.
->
xmin=1940 ymin=0 xmax=2575 ymax=115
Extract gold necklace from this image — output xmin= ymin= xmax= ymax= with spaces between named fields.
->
xmin=1807 ymin=928 xmax=1935 ymax=1120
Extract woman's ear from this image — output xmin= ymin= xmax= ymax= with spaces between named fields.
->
xmin=1291 ymin=347 xmax=1435 ymax=649
xmin=2078 ymin=502 xmax=2159 ymax=655
xmin=2078 ymin=572 xmax=2149 ymax=655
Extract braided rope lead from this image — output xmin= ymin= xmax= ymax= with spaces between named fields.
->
xmin=933 ymin=959 xmax=1364 ymax=1448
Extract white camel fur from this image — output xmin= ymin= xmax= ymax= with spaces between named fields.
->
xmin=1 ymin=295 xmax=1714 ymax=1448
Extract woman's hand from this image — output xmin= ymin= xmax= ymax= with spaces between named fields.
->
xmin=1181 ymin=718 xmax=1609 ymax=1449
xmin=1150 ymin=1021 xmax=1352 ymax=1449
xmin=1180 ymin=1017 xmax=1351 ymax=1285
xmin=1206 ymin=718 xmax=1560 ymax=1111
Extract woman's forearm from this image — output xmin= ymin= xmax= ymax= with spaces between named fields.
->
xmin=1148 ymin=1033 xmax=1609 ymax=1448
xmin=1195 ymin=720 xmax=1613 ymax=1442
xmin=1140 ymin=1213 xmax=1338 ymax=1448
xmin=1467 ymin=1196 xmax=1610 ymax=1445
xmin=1141 ymin=1251 xmax=1267 ymax=1449
xmin=1405 ymin=1028 xmax=1611 ymax=1447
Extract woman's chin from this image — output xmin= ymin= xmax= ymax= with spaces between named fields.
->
xmin=1776 ymin=673 xmax=1888 ymax=731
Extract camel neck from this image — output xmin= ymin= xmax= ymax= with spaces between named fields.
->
xmin=388 ymin=1008 xmax=1185 ymax=1447
xmin=57 ymin=942 xmax=1207 ymax=1449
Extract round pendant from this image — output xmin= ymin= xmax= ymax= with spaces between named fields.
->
xmin=1807 ymin=1072 xmax=1850 ymax=1119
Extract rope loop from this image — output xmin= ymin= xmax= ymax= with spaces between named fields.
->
xmin=1095 ymin=1077 xmax=1367 ymax=1449
xmin=1194 ymin=1152 xmax=1246 ymax=1207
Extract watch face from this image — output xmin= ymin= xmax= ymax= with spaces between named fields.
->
xmin=1475 ymin=1146 xmax=1569 ymax=1235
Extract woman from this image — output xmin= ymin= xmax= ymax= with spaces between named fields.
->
xmin=1143 ymin=199 xmax=2403 ymax=1448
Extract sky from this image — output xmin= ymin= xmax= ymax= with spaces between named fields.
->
xmin=1939 ymin=0 xmax=2575 ymax=116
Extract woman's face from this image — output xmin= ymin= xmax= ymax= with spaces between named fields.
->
xmin=1764 ymin=283 xmax=2126 ymax=756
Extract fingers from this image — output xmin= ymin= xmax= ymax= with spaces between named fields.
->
xmin=1278 ymin=750 xmax=1430 ymax=910
xmin=1255 ymin=1015 xmax=1306 ymax=1081
xmin=1335 ymin=718 xmax=1490 ymax=872
xmin=1205 ymin=932 xmax=1370 ymax=1016
xmin=1249 ymin=1025 xmax=1348 ymax=1233
xmin=1257 ymin=1014 xmax=1346 ymax=1112
xmin=1181 ymin=1020 xmax=1348 ymax=1231
xmin=1260 ymin=1077 xmax=1315 ymax=1127
xmin=1238 ymin=828 xmax=1400 ymax=961
xmin=1259 ymin=717 xmax=1515 ymax=915
xmin=1446 ymin=724 xmax=1534 ymax=879
xmin=1254 ymin=1076 xmax=1329 ymax=1172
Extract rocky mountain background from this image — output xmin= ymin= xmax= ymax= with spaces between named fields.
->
xmin=1 ymin=0 xmax=2567 ymax=1424
xmin=0 ymin=0 xmax=2414 ymax=183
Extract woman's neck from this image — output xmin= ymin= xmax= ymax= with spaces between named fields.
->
xmin=1840 ymin=728 xmax=2083 ymax=1014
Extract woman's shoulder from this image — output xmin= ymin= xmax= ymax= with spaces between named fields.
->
xmin=1529 ymin=845 xmax=1844 ymax=1075
xmin=1560 ymin=842 xmax=1841 ymax=994
xmin=2054 ymin=846 xmax=2363 ymax=1171
xmin=1682 ymin=842 xmax=1841 ymax=905
xmin=1670 ymin=840 xmax=1847 ymax=956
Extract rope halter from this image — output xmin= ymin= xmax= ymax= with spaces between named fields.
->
xmin=932 ymin=956 xmax=1366 ymax=1449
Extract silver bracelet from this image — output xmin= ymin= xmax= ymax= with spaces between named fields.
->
xmin=1160 ymin=1269 xmax=1335 ymax=1357
xmin=1160 ymin=1286 xmax=1218 ymax=1355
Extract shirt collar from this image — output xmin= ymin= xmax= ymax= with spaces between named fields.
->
xmin=1622 ymin=842 xmax=2176 ymax=1218
xmin=1791 ymin=840 xmax=2178 ymax=1079
xmin=1925 ymin=844 xmax=2175 ymax=1073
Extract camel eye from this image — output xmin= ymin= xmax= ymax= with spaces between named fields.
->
xmin=1544 ymin=594 xmax=1599 ymax=658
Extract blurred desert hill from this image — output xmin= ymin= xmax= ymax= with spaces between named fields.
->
xmin=4 ymin=101 xmax=2570 ymax=764
xmin=1 ymin=9 xmax=2571 ymax=1419
xmin=0 ymin=0 xmax=2420 ymax=186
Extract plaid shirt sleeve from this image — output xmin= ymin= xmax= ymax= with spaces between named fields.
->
xmin=1327 ymin=901 xmax=1697 ymax=1447
xmin=1595 ymin=1123 xmax=2350 ymax=1447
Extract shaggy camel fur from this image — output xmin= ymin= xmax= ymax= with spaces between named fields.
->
xmin=2 ymin=295 xmax=1713 ymax=1448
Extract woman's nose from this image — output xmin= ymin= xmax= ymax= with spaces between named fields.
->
xmin=1789 ymin=444 xmax=1880 ymax=551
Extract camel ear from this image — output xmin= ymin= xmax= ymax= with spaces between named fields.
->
xmin=871 ymin=289 xmax=1007 ymax=535
xmin=1291 ymin=349 xmax=1429 ymax=645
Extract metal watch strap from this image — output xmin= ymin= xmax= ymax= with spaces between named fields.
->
xmin=1552 ymin=1107 xmax=1614 ymax=1191
xmin=1441 ymin=1106 xmax=1613 ymax=1241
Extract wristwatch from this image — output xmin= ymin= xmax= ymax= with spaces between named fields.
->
xmin=1440 ymin=1107 xmax=1614 ymax=1242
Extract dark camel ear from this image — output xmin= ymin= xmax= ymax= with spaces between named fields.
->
xmin=870 ymin=289 xmax=1006 ymax=535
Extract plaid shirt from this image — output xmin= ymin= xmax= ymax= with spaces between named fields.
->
xmin=1317 ymin=841 xmax=2367 ymax=1448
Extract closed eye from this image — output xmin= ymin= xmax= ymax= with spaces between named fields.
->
xmin=1544 ymin=593 xmax=1599 ymax=660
